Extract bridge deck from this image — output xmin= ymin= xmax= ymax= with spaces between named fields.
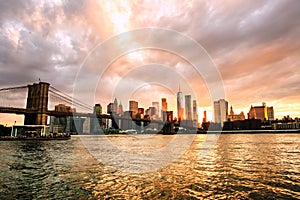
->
xmin=0 ymin=107 xmax=157 ymax=123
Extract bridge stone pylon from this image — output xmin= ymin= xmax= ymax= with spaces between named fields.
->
xmin=24 ymin=82 xmax=50 ymax=125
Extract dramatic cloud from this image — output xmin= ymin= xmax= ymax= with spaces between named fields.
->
xmin=0 ymin=0 xmax=300 ymax=124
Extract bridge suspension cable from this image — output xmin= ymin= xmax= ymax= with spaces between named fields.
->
xmin=49 ymin=91 xmax=92 ymax=112
xmin=49 ymin=86 xmax=92 ymax=110
xmin=0 ymin=85 xmax=27 ymax=92
xmin=0 ymin=85 xmax=28 ymax=108
xmin=49 ymin=86 xmax=93 ymax=112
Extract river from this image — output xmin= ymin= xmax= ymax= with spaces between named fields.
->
xmin=0 ymin=134 xmax=299 ymax=199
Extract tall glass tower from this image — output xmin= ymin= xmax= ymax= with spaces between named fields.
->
xmin=177 ymin=85 xmax=184 ymax=120
xmin=214 ymin=99 xmax=228 ymax=127
xmin=185 ymin=95 xmax=192 ymax=120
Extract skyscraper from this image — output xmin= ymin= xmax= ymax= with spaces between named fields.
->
xmin=113 ymin=98 xmax=118 ymax=114
xmin=177 ymin=85 xmax=184 ymax=120
xmin=185 ymin=95 xmax=192 ymax=120
xmin=214 ymin=99 xmax=228 ymax=126
xmin=152 ymin=102 xmax=159 ymax=119
xmin=129 ymin=100 xmax=138 ymax=116
xmin=193 ymin=100 xmax=198 ymax=122
xmin=93 ymin=103 xmax=102 ymax=115
xmin=162 ymin=98 xmax=168 ymax=112
xmin=118 ymin=102 xmax=124 ymax=115
xmin=107 ymin=98 xmax=118 ymax=114
xmin=203 ymin=110 xmax=207 ymax=123
xmin=267 ymin=106 xmax=274 ymax=120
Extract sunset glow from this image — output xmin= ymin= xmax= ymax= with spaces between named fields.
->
xmin=1 ymin=0 xmax=300 ymax=126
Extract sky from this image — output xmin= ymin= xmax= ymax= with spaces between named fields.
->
xmin=0 ymin=0 xmax=300 ymax=125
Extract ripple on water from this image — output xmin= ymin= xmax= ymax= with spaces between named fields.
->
xmin=0 ymin=134 xmax=299 ymax=199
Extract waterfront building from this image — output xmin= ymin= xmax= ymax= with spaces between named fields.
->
xmin=248 ymin=102 xmax=274 ymax=121
xmin=107 ymin=98 xmax=119 ymax=114
xmin=93 ymin=104 xmax=102 ymax=115
xmin=11 ymin=125 xmax=50 ymax=137
xmin=268 ymin=106 xmax=274 ymax=120
xmin=272 ymin=116 xmax=300 ymax=130
xmin=185 ymin=95 xmax=192 ymax=120
xmin=137 ymin=108 xmax=144 ymax=119
xmin=129 ymin=100 xmax=138 ymax=116
xmin=162 ymin=98 xmax=168 ymax=112
xmin=138 ymin=108 xmax=144 ymax=115
xmin=50 ymin=104 xmax=77 ymax=133
xmin=227 ymin=106 xmax=245 ymax=121
xmin=55 ymin=104 xmax=75 ymax=113
xmin=152 ymin=102 xmax=159 ymax=119
xmin=214 ymin=99 xmax=228 ymax=126
xmin=145 ymin=107 xmax=156 ymax=119
xmin=192 ymin=100 xmax=198 ymax=126
xmin=177 ymin=86 xmax=184 ymax=120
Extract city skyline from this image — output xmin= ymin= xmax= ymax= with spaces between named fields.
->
xmin=0 ymin=80 xmax=299 ymax=126
xmin=91 ymin=94 xmax=292 ymax=125
xmin=1 ymin=1 xmax=300 ymax=125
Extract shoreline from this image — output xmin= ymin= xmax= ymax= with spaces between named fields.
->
xmin=202 ymin=129 xmax=300 ymax=134
xmin=0 ymin=136 xmax=71 ymax=141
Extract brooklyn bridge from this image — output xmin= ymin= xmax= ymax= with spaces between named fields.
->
xmin=0 ymin=82 xmax=167 ymax=134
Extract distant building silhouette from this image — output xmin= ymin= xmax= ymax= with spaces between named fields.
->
xmin=146 ymin=106 xmax=156 ymax=119
xmin=107 ymin=98 xmax=118 ymax=114
xmin=107 ymin=102 xmax=114 ymax=114
xmin=93 ymin=103 xmax=102 ymax=115
xmin=227 ymin=106 xmax=245 ymax=121
xmin=118 ymin=102 xmax=124 ymax=115
xmin=267 ymin=106 xmax=274 ymax=120
xmin=185 ymin=95 xmax=192 ymax=120
xmin=152 ymin=101 xmax=159 ymax=119
xmin=50 ymin=104 xmax=77 ymax=133
xmin=177 ymin=85 xmax=184 ymax=120
xmin=203 ymin=110 xmax=207 ymax=123
xmin=161 ymin=98 xmax=168 ymax=120
xmin=129 ymin=100 xmax=138 ymax=116
xmin=193 ymin=100 xmax=198 ymax=127
xmin=113 ymin=98 xmax=118 ymax=114
xmin=214 ymin=99 xmax=228 ymax=127
xmin=138 ymin=108 xmax=144 ymax=115
xmin=137 ymin=108 xmax=144 ymax=119
xmin=248 ymin=102 xmax=274 ymax=120
xmin=162 ymin=98 xmax=168 ymax=112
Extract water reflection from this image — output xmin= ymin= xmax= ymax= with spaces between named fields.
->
xmin=0 ymin=134 xmax=299 ymax=199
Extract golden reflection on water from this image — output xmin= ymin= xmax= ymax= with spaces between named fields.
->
xmin=2 ymin=134 xmax=295 ymax=199
xmin=64 ymin=134 xmax=300 ymax=199
xmin=106 ymin=134 xmax=178 ymax=153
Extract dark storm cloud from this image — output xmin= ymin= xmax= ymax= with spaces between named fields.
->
xmin=0 ymin=0 xmax=299 ymax=118
xmin=192 ymin=0 xmax=300 ymax=55
xmin=0 ymin=0 xmax=92 ymax=89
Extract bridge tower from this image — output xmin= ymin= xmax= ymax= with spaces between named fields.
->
xmin=24 ymin=82 xmax=50 ymax=125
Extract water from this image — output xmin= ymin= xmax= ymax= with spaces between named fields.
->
xmin=0 ymin=134 xmax=299 ymax=199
